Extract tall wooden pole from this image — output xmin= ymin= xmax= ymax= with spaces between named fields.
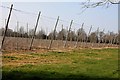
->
xmin=93 ymin=27 xmax=99 ymax=47
xmin=86 ymin=26 xmax=92 ymax=43
xmin=48 ymin=16 xmax=59 ymax=49
xmin=84 ymin=26 xmax=92 ymax=48
xmin=64 ymin=20 xmax=73 ymax=48
xmin=75 ymin=23 xmax=84 ymax=48
xmin=29 ymin=11 xmax=41 ymax=50
xmin=1 ymin=4 xmax=13 ymax=49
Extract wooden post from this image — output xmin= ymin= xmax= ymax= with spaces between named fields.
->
xmin=29 ymin=11 xmax=41 ymax=50
xmin=80 ymin=24 xmax=85 ymax=48
xmin=88 ymin=25 xmax=93 ymax=47
xmin=1 ymin=4 xmax=13 ymax=49
xmin=75 ymin=23 xmax=84 ymax=48
xmin=91 ymin=27 xmax=99 ymax=47
xmin=87 ymin=26 xmax=92 ymax=41
xmin=58 ymin=24 xmax=64 ymax=48
xmin=64 ymin=20 xmax=73 ymax=48
xmin=48 ymin=16 xmax=59 ymax=49
xmin=84 ymin=25 xmax=92 ymax=48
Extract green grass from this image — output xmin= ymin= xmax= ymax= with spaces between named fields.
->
xmin=3 ymin=56 xmax=21 ymax=60
xmin=2 ymin=48 xmax=119 ymax=80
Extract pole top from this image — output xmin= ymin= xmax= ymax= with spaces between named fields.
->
xmin=11 ymin=4 xmax=13 ymax=7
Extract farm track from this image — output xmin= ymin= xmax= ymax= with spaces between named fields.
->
xmin=0 ymin=36 xmax=118 ymax=51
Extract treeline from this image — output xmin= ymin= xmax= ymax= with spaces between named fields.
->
xmin=0 ymin=27 xmax=119 ymax=44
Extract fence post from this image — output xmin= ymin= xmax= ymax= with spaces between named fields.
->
xmin=48 ymin=16 xmax=59 ymax=49
xmin=75 ymin=23 xmax=84 ymax=48
xmin=87 ymin=26 xmax=92 ymax=42
xmin=64 ymin=20 xmax=73 ymax=48
xmin=29 ymin=11 xmax=41 ymax=50
xmin=1 ymin=4 xmax=13 ymax=50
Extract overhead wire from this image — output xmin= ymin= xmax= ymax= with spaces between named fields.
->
xmin=1 ymin=5 xmax=111 ymax=34
xmin=1 ymin=5 xmax=83 ymax=25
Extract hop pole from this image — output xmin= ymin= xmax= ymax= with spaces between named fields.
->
xmin=1 ymin=4 xmax=13 ymax=50
xmin=48 ymin=16 xmax=59 ymax=49
xmin=29 ymin=11 xmax=41 ymax=50
xmin=64 ymin=20 xmax=73 ymax=48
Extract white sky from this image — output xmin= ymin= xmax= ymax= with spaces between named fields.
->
xmin=0 ymin=1 xmax=118 ymax=34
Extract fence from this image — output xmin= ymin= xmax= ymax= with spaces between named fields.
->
xmin=0 ymin=4 xmax=119 ymax=50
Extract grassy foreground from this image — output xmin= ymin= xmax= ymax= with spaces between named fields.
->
xmin=2 ymin=48 xmax=119 ymax=80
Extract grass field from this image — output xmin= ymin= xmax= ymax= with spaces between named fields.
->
xmin=2 ymin=48 xmax=119 ymax=80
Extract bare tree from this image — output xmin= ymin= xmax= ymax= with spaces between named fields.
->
xmin=68 ymin=30 xmax=76 ymax=41
xmin=57 ymin=28 xmax=67 ymax=40
xmin=81 ymin=0 xmax=120 ymax=8
xmin=6 ymin=28 xmax=13 ymax=37
xmin=109 ymin=32 xmax=116 ymax=44
xmin=19 ymin=26 xmax=24 ymax=34
xmin=18 ymin=26 xmax=24 ymax=37
xmin=48 ymin=31 xmax=58 ymax=40
xmin=99 ymin=30 xmax=105 ymax=43
xmin=29 ymin=29 xmax=34 ymax=38
xmin=113 ymin=33 xmax=119 ymax=44
xmin=36 ymin=29 xmax=46 ymax=39
xmin=0 ymin=28 xmax=5 ymax=36
xmin=77 ymin=28 xmax=87 ymax=42
xmin=89 ymin=32 xmax=98 ymax=43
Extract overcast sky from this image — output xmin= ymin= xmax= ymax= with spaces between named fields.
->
xmin=0 ymin=1 xmax=118 ymax=34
